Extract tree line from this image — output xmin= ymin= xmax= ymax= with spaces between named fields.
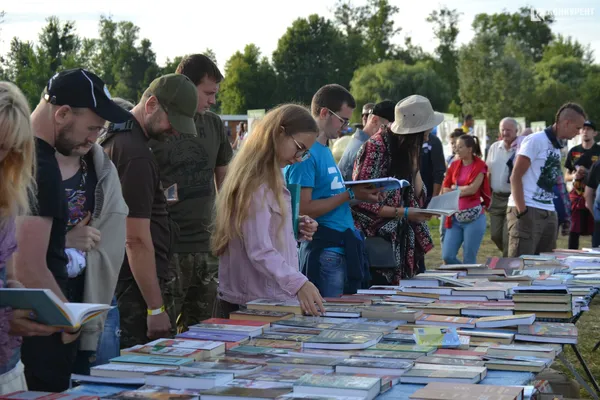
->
xmin=1 ymin=1 xmax=598 ymax=129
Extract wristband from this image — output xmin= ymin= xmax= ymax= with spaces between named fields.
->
xmin=347 ymin=187 xmax=355 ymax=200
xmin=404 ymin=207 xmax=409 ymax=219
xmin=147 ymin=305 xmax=166 ymax=316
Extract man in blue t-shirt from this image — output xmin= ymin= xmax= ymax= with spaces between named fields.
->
xmin=285 ymin=84 xmax=380 ymax=297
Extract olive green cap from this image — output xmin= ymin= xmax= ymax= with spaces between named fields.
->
xmin=148 ymin=74 xmax=198 ymax=135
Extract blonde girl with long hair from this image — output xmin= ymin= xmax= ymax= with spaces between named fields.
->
xmin=212 ymin=104 xmax=324 ymax=317
xmin=0 ymin=82 xmax=60 ymax=394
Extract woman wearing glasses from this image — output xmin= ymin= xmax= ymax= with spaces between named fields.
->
xmin=211 ymin=104 xmax=324 ymax=318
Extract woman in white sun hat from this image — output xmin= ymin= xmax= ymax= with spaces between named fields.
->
xmin=352 ymin=95 xmax=443 ymax=283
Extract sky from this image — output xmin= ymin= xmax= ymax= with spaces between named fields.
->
xmin=1 ymin=0 xmax=599 ymax=68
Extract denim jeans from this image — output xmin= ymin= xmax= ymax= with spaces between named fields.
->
xmin=73 ymin=296 xmax=120 ymax=375
xmin=442 ymin=213 xmax=486 ymax=264
xmin=313 ymin=250 xmax=346 ymax=298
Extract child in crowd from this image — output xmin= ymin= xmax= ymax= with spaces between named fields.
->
xmin=0 ymin=82 xmax=61 ymax=394
xmin=211 ymin=104 xmax=324 ymax=317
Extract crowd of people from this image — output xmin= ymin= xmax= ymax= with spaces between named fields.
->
xmin=0 ymin=52 xmax=595 ymax=395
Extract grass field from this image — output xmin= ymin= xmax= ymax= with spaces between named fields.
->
xmin=424 ymin=218 xmax=600 ymax=398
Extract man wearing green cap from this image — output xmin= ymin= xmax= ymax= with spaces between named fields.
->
xmin=101 ymin=73 xmax=198 ymax=348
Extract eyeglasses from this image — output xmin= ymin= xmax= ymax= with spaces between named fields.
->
xmin=292 ymin=137 xmax=310 ymax=161
xmin=328 ymin=109 xmax=350 ymax=129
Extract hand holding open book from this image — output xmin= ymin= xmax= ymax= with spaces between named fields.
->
xmin=0 ymin=288 xmax=113 ymax=329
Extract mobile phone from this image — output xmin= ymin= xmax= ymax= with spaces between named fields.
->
xmin=164 ymin=183 xmax=179 ymax=203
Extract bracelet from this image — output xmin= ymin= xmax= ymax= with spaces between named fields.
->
xmin=347 ymin=187 xmax=355 ymax=200
xmin=404 ymin=207 xmax=409 ymax=219
xmin=394 ymin=208 xmax=399 ymax=219
xmin=147 ymin=305 xmax=166 ymax=316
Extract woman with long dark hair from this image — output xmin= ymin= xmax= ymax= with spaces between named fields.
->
xmin=352 ymin=95 xmax=442 ymax=283
xmin=442 ymin=134 xmax=491 ymax=264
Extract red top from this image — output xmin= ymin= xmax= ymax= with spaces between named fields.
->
xmin=442 ymin=157 xmax=491 ymax=228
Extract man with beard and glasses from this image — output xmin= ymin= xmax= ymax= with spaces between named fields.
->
xmin=100 ymin=74 xmax=198 ymax=349
xmin=16 ymin=68 xmax=131 ymax=392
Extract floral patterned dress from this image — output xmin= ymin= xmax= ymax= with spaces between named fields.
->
xmin=352 ymin=131 xmax=433 ymax=284
xmin=0 ymin=218 xmax=20 ymax=373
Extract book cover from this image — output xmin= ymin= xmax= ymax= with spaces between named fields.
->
xmin=337 ymin=358 xmax=413 ymax=370
xmin=200 ymin=387 xmax=291 ymax=398
xmin=329 ymin=323 xmax=393 ymax=333
xmin=367 ymin=343 xmax=436 ymax=353
xmin=201 ymin=318 xmax=269 ymax=327
xmin=517 ymin=322 xmax=577 ymax=337
xmin=110 ymin=355 xmax=194 ymax=366
xmin=175 ymin=330 xmax=248 ymax=343
xmin=307 ymin=330 xmax=382 ymax=345
xmin=294 ymin=374 xmax=380 ymax=390
xmin=287 ymin=183 xmax=301 ymax=240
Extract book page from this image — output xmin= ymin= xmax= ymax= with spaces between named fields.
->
xmin=65 ymin=302 xmax=112 ymax=326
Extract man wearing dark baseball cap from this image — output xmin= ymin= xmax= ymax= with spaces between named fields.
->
xmin=19 ymin=68 xmax=133 ymax=392
xmin=100 ymin=73 xmax=198 ymax=352
xmin=584 ymin=120 xmax=596 ymax=132
xmin=339 ymin=100 xmax=396 ymax=181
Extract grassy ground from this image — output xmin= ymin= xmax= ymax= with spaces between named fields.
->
xmin=424 ymin=218 xmax=600 ymax=398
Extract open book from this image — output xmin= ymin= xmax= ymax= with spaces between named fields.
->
xmin=0 ymin=288 xmax=112 ymax=328
xmin=411 ymin=190 xmax=460 ymax=216
xmin=344 ymin=177 xmax=410 ymax=192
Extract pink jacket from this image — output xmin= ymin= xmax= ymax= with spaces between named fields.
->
xmin=218 ymin=184 xmax=307 ymax=305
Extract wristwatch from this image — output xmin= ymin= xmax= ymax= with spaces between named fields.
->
xmin=516 ymin=207 xmax=529 ymax=219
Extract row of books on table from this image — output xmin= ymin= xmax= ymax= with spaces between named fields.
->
xmin=3 ymin=254 xmax=598 ymax=400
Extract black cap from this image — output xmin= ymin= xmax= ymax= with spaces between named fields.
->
xmin=44 ymin=68 xmax=132 ymax=123
xmin=371 ymin=100 xmax=396 ymax=123
xmin=584 ymin=120 xmax=596 ymax=131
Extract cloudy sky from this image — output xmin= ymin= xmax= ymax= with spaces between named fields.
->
xmin=1 ymin=0 xmax=598 ymax=68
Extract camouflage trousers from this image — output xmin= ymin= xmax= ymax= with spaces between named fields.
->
xmin=170 ymin=252 xmax=219 ymax=333
xmin=115 ymin=278 xmax=177 ymax=349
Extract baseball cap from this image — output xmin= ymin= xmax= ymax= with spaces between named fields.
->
xmin=584 ymin=120 xmax=596 ymax=131
xmin=44 ymin=68 xmax=131 ymax=123
xmin=147 ymin=74 xmax=198 ymax=135
xmin=371 ymin=100 xmax=396 ymax=123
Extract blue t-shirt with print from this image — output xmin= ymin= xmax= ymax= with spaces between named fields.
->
xmin=284 ymin=141 xmax=355 ymax=233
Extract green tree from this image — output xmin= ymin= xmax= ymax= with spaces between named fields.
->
xmin=38 ymin=17 xmax=81 ymax=72
xmin=93 ymin=17 xmax=160 ymax=101
xmin=458 ymin=35 xmax=535 ymax=127
xmin=220 ymin=44 xmax=276 ymax=114
xmin=203 ymin=48 xmax=218 ymax=66
xmin=472 ymin=7 xmax=554 ymax=62
xmin=529 ymin=56 xmax=587 ymax=124
xmin=4 ymin=38 xmax=52 ymax=107
xmin=160 ymin=56 xmax=183 ymax=75
xmin=542 ymin=34 xmax=594 ymax=64
xmin=427 ymin=7 xmax=461 ymax=104
xmin=272 ymin=14 xmax=351 ymax=104
xmin=350 ymin=60 xmax=451 ymax=121
xmin=581 ymin=65 xmax=600 ymax=124
xmin=333 ymin=0 xmax=401 ymax=63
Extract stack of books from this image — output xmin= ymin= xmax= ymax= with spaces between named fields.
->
xmin=5 ymin=254 xmax=597 ymax=400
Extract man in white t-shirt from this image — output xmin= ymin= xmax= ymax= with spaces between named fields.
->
xmin=507 ymin=103 xmax=586 ymax=256
xmin=486 ymin=118 xmax=517 ymax=256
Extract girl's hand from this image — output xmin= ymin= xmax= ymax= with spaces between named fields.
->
xmin=298 ymin=216 xmax=318 ymax=241
xmin=297 ymin=281 xmax=325 ymax=316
